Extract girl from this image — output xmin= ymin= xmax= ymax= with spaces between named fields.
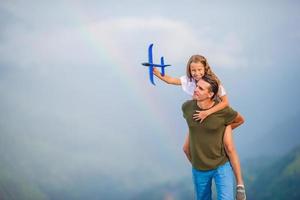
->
xmin=153 ymin=55 xmax=246 ymax=200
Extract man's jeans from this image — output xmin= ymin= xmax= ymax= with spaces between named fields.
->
xmin=192 ymin=162 xmax=234 ymax=200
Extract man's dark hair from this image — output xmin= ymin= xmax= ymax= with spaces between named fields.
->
xmin=201 ymin=74 xmax=219 ymax=100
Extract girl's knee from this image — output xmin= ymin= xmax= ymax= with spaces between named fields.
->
xmin=183 ymin=145 xmax=189 ymax=154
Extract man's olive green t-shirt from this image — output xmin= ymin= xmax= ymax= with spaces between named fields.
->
xmin=182 ymin=100 xmax=237 ymax=171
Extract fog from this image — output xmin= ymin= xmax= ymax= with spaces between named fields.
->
xmin=1 ymin=0 xmax=300 ymax=198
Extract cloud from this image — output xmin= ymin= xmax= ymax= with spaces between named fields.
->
xmin=0 ymin=7 xmax=247 ymax=72
xmin=86 ymin=17 xmax=200 ymax=65
xmin=86 ymin=17 xmax=247 ymax=70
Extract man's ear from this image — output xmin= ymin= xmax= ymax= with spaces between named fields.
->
xmin=208 ymin=91 xmax=214 ymax=99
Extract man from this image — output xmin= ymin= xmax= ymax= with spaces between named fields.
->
xmin=182 ymin=75 xmax=244 ymax=200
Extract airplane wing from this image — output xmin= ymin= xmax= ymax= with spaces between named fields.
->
xmin=141 ymin=63 xmax=171 ymax=67
xmin=148 ymin=44 xmax=155 ymax=85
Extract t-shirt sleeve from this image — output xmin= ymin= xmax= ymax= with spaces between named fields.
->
xmin=181 ymin=101 xmax=188 ymax=119
xmin=180 ymin=75 xmax=195 ymax=96
xmin=224 ymin=107 xmax=238 ymax=125
xmin=218 ymin=84 xmax=227 ymax=97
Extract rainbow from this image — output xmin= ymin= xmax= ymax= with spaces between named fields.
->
xmin=68 ymin=6 xmax=183 ymax=146
xmin=89 ymin=35 xmax=178 ymax=137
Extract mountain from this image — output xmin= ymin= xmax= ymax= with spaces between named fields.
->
xmin=243 ymin=113 xmax=300 ymax=158
xmin=131 ymin=176 xmax=193 ymax=200
xmin=245 ymin=145 xmax=300 ymax=200
xmin=0 ymin=165 xmax=131 ymax=200
xmin=131 ymin=145 xmax=300 ymax=200
xmin=0 ymin=163 xmax=47 ymax=200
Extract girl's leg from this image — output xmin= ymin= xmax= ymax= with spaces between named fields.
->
xmin=183 ymin=132 xmax=192 ymax=163
xmin=223 ymin=125 xmax=244 ymax=186
xmin=223 ymin=125 xmax=246 ymax=200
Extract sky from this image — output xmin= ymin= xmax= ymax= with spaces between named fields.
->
xmin=1 ymin=0 xmax=300 ymax=196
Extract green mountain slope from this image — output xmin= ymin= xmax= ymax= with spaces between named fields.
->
xmin=133 ymin=145 xmax=300 ymax=200
xmin=0 ymin=164 xmax=47 ymax=200
xmin=246 ymin=145 xmax=300 ymax=200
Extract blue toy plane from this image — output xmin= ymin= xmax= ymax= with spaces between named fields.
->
xmin=142 ymin=44 xmax=171 ymax=85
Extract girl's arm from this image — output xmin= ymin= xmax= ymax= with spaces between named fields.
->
xmin=193 ymin=95 xmax=229 ymax=122
xmin=153 ymin=67 xmax=181 ymax=85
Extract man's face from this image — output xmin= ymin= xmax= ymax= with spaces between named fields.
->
xmin=194 ymin=79 xmax=212 ymax=101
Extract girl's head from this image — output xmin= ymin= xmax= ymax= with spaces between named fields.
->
xmin=186 ymin=55 xmax=220 ymax=83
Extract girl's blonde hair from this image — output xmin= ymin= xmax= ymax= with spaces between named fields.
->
xmin=186 ymin=55 xmax=220 ymax=84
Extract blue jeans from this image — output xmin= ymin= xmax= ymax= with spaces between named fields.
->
xmin=192 ymin=162 xmax=234 ymax=200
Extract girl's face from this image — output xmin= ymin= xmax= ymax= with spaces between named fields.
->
xmin=190 ymin=62 xmax=205 ymax=81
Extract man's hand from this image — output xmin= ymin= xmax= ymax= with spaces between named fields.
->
xmin=230 ymin=113 xmax=245 ymax=130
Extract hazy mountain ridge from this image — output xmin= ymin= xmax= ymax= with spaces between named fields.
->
xmin=243 ymin=112 xmax=300 ymax=158
xmin=131 ymin=144 xmax=300 ymax=200
xmin=1 ymin=115 xmax=299 ymax=199
xmin=131 ymin=176 xmax=193 ymax=200
xmin=0 ymin=163 xmax=47 ymax=200
xmin=246 ymin=145 xmax=300 ymax=200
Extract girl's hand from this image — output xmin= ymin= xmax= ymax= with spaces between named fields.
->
xmin=193 ymin=110 xmax=210 ymax=123
xmin=153 ymin=67 xmax=160 ymax=76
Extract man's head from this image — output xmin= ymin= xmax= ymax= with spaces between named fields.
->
xmin=194 ymin=75 xmax=219 ymax=101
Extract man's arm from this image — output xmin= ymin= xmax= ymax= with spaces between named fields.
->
xmin=230 ymin=113 xmax=244 ymax=130
xmin=182 ymin=132 xmax=192 ymax=164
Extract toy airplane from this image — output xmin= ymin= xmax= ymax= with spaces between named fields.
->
xmin=142 ymin=43 xmax=171 ymax=85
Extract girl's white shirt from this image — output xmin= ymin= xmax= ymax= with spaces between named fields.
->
xmin=180 ymin=75 xmax=226 ymax=97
